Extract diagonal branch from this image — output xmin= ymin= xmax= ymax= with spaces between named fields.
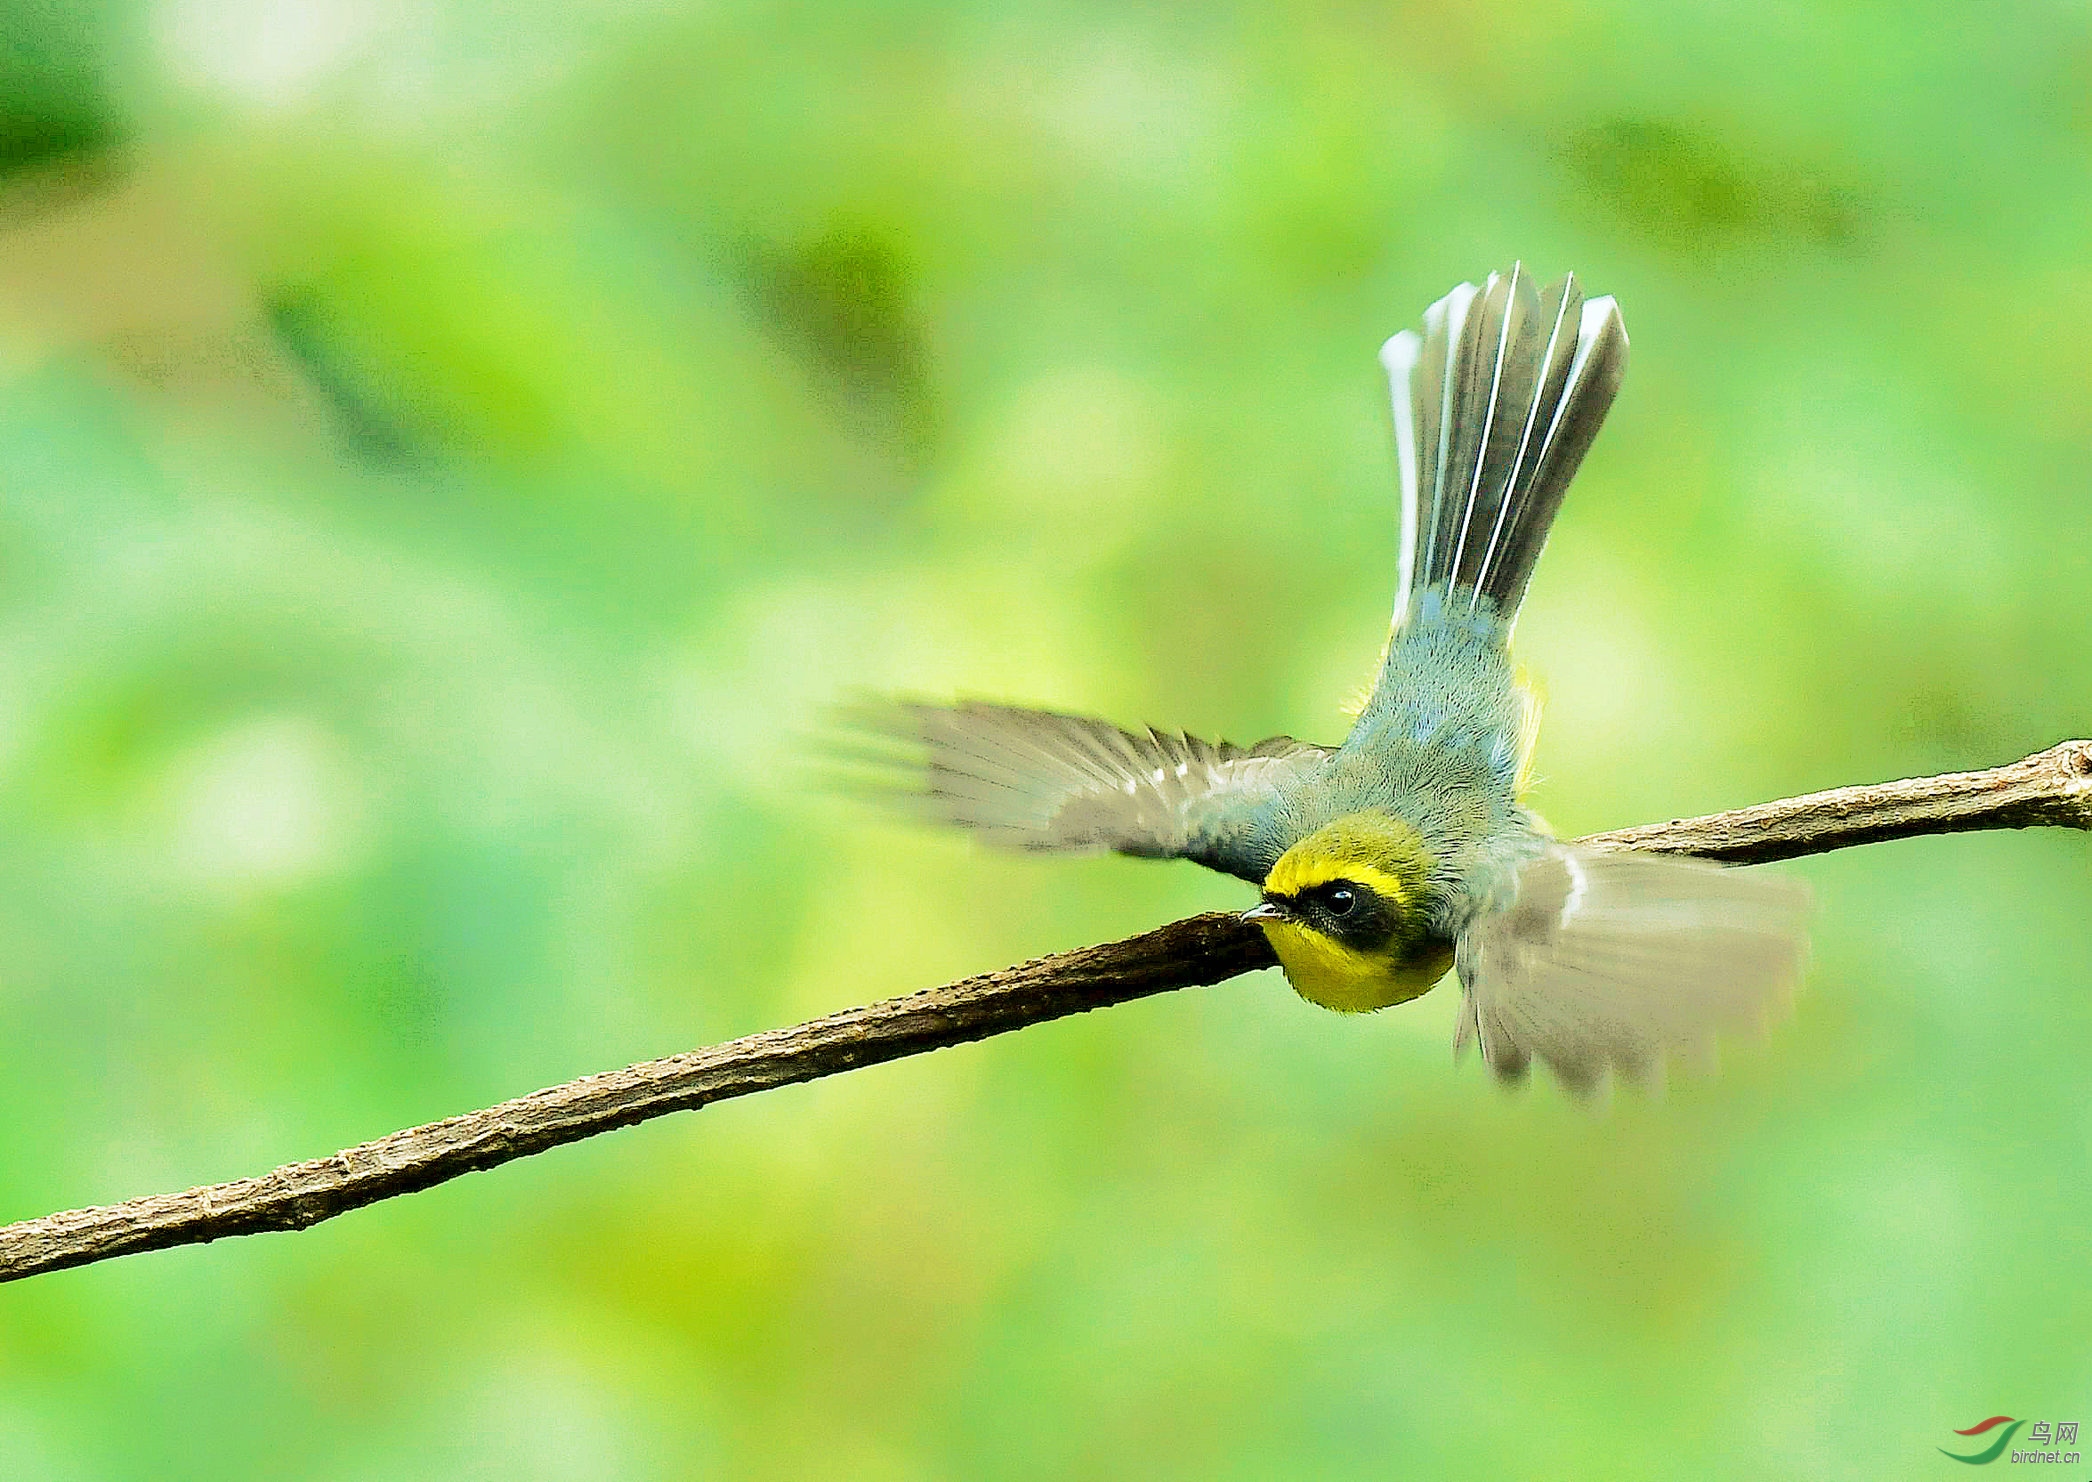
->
xmin=1574 ymin=738 xmax=2092 ymax=862
xmin=2 ymin=740 xmax=2087 ymax=1286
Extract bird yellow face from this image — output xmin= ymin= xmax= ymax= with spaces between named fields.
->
xmin=1245 ymin=812 xmax=1454 ymax=1013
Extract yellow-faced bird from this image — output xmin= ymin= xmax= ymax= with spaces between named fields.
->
xmin=850 ymin=266 xmax=1808 ymax=1094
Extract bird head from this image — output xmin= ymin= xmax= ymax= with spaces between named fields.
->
xmin=1244 ymin=811 xmax=1454 ymax=1012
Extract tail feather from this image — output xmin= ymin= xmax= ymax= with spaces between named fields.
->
xmin=1381 ymin=265 xmax=1628 ymax=627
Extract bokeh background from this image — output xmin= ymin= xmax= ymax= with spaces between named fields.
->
xmin=2 ymin=0 xmax=2089 ymax=1476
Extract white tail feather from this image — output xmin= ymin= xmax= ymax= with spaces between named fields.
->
xmin=1382 ymin=266 xmax=1628 ymax=629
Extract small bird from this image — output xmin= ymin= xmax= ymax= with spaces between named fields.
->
xmin=847 ymin=266 xmax=1808 ymax=1094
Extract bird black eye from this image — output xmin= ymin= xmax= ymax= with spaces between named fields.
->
xmin=1325 ymin=886 xmax=1357 ymax=916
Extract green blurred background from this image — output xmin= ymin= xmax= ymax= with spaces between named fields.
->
xmin=2 ymin=0 xmax=2089 ymax=1476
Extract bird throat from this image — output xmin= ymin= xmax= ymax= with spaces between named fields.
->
xmin=1259 ymin=921 xmax=1454 ymax=1012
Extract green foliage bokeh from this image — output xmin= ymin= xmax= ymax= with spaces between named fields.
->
xmin=1 ymin=1 xmax=2088 ymax=1477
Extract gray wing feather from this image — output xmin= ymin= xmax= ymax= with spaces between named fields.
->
xmin=1454 ymin=845 xmax=1810 ymax=1096
xmin=840 ymin=700 xmax=1325 ymax=882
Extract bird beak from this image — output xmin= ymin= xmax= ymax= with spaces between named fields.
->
xmin=1241 ymin=900 xmax=1288 ymax=924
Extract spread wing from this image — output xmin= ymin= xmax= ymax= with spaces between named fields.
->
xmin=838 ymin=700 xmax=1326 ymax=883
xmin=1454 ymin=844 xmax=1810 ymax=1096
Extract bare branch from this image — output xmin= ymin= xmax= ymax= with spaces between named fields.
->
xmin=3 ymin=740 xmax=2087 ymax=1286
xmin=0 ymin=915 xmax=1274 ymax=1284
xmin=1578 ymin=738 xmax=2092 ymax=863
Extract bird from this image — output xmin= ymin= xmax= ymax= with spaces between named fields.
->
xmin=843 ymin=265 xmax=1809 ymax=1095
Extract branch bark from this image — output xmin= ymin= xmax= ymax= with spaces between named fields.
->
xmin=1576 ymin=739 xmax=2092 ymax=863
xmin=3 ymin=740 xmax=2087 ymax=1286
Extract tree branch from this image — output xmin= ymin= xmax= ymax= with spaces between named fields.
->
xmin=1576 ymin=739 xmax=2092 ymax=863
xmin=3 ymin=740 xmax=2087 ymax=1286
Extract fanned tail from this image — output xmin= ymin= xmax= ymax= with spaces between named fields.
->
xmin=1380 ymin=265 xmax=1628 ymax=628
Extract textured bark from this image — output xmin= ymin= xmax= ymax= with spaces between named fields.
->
xmin=2 ymin=740 xmax=2087 ymax=1286
xmin=1578 ymin=739 xmax=2092 ymax=863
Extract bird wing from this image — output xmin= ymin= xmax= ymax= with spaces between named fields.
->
xmin=839 ymin=700 xmax=1326 ymax=882
xmin=1454 ymin=844 xmax=1810 ymax=1096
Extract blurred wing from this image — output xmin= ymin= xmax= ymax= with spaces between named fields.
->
xmin=838 ymin=700 xmax=1326 ymax=883
xmin=1454 ymin=845 xmax=1810 ymax=1096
